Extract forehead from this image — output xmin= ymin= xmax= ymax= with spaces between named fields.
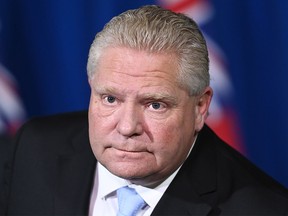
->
xmin=94 ymin=47 xmax=179 ymax=83
xmin=91 ymin=47 xmax=191 ymax=103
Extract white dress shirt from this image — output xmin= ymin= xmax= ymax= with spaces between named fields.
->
xmin=89 ymin=137 xmax=196 ymax=216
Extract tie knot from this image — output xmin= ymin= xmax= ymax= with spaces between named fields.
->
xmin=117 ymin=186 xmax=147 ymax=216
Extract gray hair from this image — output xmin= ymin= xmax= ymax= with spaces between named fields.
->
xmin=87 ymin=5 xmax=209 ymax=96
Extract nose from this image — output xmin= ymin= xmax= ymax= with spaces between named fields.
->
xmin=116 ymin=102 xmax=144 ymax=137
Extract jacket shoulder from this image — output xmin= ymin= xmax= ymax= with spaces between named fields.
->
xmin=199 ymin=125 xmax=288 ymax=212
xmin=22 ymin=110 xmax=88 ymax=131
xmin=5 ymin=111 xmax=92 ymax=214
xmin=13 ymin=110 xmax=89 ymax=157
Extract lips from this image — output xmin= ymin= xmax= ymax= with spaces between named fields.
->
xmin=112 ymin=146 xmax=147 ymax=153
xmin=106 ymin=141 xmax=149 ymax=152
xmin=108 ymin=149 xmax=147 ymax=162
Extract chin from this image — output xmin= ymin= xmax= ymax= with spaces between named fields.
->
xmin=108 ymin=164 xmax=147 ymax=179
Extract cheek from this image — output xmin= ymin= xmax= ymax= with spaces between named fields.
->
xmin=89 ymin=102 xmax=115 ymax=134
xmin=148 ymin=118 xmax=183 ymax=153
xmin=150 ymin=111 xmax=190 ymax=140
xmin=88 ymin=108 xmax=111 ymax=156
xmin=148 ymin=114 xmax=195 ymax=158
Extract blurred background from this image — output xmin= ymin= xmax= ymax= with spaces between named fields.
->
xmin=0 ymin=0 xmax=287 ymax=188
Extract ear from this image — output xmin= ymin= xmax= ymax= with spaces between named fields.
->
xmin=88 ymin=77 xmax=92 ymax=87
xmin=194 ymin=87 xmax=213 ymax=132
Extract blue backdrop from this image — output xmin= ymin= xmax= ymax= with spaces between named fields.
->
xmin=0 ymin=0 xmax=287 ymax=187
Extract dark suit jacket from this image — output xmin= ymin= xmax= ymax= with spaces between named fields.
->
xmin=2 ymin=111 xmax=288 ymax=215
xmin=0 ymin=135 xmax=13 ymax=215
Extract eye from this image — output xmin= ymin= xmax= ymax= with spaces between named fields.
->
xmin=148 ymin=102 xmax=166 ymax=111
xmin=151 ymin=102 xmax=161 ymax=110
xmin=103 ymin=95 xmax=117 ymax=104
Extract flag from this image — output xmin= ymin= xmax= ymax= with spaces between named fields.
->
xmin=159 ymin=0 xmax=244 ymax=152
xmin=0 ymin=64 xmax=25 ymax=135
xmin=0 ymin=14 xmax=25 ymax=135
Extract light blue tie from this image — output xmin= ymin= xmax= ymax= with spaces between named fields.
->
xmin=117 ymin=186 xmax=146 ymax=216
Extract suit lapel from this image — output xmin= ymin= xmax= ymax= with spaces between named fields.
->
xmin=54 ymin=126 xmax=96 ymax=215
xmin=152 ymin=125 xmax=220 ymax=216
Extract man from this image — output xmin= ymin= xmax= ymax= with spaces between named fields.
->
xmin=3 ymin=5 xmax=288 ymax=215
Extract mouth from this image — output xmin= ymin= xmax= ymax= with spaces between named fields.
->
xmin=106 ymin=142 xmax=149 ymax=152
xmin=115 ymin=148 xmax=144 ymax=153
xmin=114 ymin=147 xmax=146 ymax=154
xmin=109 ymin=147 xmax=149 ymax=159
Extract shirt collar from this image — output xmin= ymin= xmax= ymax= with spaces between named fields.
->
xmin=97 ymin=161 xmax=179 ymax=208
xmin=97 ymin=162 xmax=127 ymax=200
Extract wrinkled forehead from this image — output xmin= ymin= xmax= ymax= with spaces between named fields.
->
xmin=95 ymin=46 xmax=179 ymax=77
xmin=89 ymin=47 xmax=188 ymax=95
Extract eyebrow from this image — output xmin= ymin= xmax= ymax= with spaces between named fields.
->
xmin=139 ymin=92 xmax=178 ymax=105
xmin=92 ymin=85 xmax=118 ymax=95
xmin=92 ymin=85 xmax=178 ymax=104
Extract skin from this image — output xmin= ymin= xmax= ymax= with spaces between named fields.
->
xmin=88 ymin=47 xmax=212 ymax=187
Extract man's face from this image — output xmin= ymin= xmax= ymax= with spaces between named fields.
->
xmin=88 ymin=47 xmax=212 ymax=186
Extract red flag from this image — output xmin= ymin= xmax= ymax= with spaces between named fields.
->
xmin=0 ymin=64 xmax=26 ymax=135
xmin=159 ymin=0 xmax=244 ymax=152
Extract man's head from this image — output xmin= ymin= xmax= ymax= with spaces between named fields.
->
xmin=87 ymin=5 xmax=213 ymax=187
xmin=87 ymin=5 xmax=209 ymax=96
